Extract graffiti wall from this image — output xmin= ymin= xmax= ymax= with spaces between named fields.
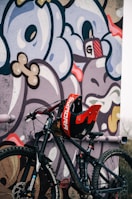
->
xmin=0 ymin=0 xmax=123 ymax=180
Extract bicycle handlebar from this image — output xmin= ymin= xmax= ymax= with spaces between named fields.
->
xmin=25 ymin=99 xmax=66 ymax=122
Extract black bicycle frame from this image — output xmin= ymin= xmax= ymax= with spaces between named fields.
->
xmin=33 ymin=127 xmax=124 ymax=195
xmin=52 ymin=135 xmax=123 ymax=195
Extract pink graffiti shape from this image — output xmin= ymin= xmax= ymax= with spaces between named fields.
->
xmin=6 ymin=133 xmax=24 ymax=146
xmin=71 ymin=63 xmax=83 ymax=82
xmin=107 ymin=15 xmax=122 ymax=38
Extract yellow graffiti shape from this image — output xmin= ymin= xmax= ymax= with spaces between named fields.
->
xmin=16 ymin=0 xmax=26 ymax=6
xmin=36 ymin=0 xmax=51 ymax=7
xmin=16 ymin=0 xmax=51 ymax=7
xmin=108 ymin=106 xmax=120 ymax=134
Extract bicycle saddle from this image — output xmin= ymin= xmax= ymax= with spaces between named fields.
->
xmin=88 ymin=131 xmax=103 ymax=139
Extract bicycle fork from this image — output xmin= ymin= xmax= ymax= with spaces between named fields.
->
xmin=26 ymin=153 xmax=41 ymax=197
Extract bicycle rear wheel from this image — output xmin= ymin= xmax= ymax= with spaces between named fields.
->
xmin=0 ymin=145 xmax=59 ymax=199
xmin=92 ymin=148 xmax=132 ymax=199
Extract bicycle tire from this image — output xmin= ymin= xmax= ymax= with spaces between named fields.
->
xmin=92 ymin=148 xmax=132 ymax=199
xmin=0 ymin=145 xmax=59 ymax=199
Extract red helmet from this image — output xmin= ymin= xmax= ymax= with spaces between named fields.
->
xmin=61 ymin=93 xmax=101 ymax=139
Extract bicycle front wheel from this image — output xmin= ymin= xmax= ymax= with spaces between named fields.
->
xmin=92 ymin=148 xmax=132 ymax=199
xmin=0 ymin=145 xmax=59 ymax=199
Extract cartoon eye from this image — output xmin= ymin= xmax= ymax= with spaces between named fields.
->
xmin=82 ymin=21 xmax=93 ymax=40
xmin=25 ymin=25 xmax=37 ymax=42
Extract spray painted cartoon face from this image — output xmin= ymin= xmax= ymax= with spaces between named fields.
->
xmin=0 ymin=0 xmax=122 ymax=81
xmin=1 ymin=1 xmax=72 ymax=80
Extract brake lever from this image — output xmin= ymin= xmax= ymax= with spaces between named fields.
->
xmin=25 ymin=112 xmax=36 ymax=122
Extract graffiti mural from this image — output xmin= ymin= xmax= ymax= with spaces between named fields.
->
xmin=0 ymin=0 xmax=123 ymax=181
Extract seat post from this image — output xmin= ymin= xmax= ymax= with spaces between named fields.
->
xmin=87 ymin=132 xmax=103 ymax=152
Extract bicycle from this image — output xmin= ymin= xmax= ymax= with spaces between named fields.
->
xmin=0 ymin=93 xmax=131 ymax=199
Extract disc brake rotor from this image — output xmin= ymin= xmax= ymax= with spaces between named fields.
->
xmin=12 ymin=182 xmax=27 ymax=199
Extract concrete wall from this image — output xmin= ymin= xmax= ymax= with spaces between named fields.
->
xmin=0 ymin=0 xmax=123 ymax=180
xmin=120 ymin=0 xmax=132 ymax=139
